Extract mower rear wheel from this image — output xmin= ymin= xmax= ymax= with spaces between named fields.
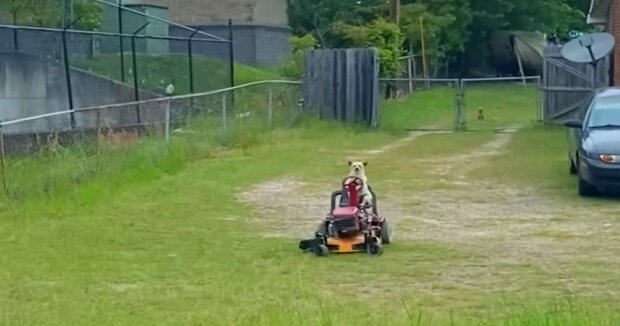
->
xmin=381 ymin=219 xmax=391 ymax=244
xmin=314 ymin=244 xmax=329 ymax=257
xmin=367 ymin=242 xmax=384 ymax=256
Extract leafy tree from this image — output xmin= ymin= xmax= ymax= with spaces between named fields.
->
xmin=280 ymin=34 xmax=318 ymax=78
xmin=334 ymin=19 xmax=403 ymax=77
xmin=287 ymin=0 xmax=385 ymax=47
xmin=9 ymin=0 xmax=102 ymax=30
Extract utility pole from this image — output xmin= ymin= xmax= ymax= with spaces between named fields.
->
xmin=389 ymin=0 xmax=400 ymax=25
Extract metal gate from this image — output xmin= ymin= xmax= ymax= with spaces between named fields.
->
xmin=542 ymin=44 xmax=609 ymax=122
xmin=459 ymin=76 xmax=542 ymax=131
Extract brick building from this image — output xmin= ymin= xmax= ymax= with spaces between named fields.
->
xmin=587 ymin=0 xmax=620 ymax=85
xmin=121 ymin=0 xmax=291 ymax=66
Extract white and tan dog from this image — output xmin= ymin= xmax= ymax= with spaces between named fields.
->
xmin=347 ymin=161 xmax=373 ymax=208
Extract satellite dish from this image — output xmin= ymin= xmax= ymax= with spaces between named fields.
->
xmin=561 ymin=32 xmax=614 ymax=64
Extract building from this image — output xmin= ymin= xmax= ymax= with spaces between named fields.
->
xmin=587 ymin=0 xmax=620 ymax=85
xmin=120 ymin=0 xmax=291 ymax=66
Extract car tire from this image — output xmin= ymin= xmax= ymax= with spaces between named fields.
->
xmin=578 ymin=175 xmax=598 ymax=197
xmin=569 ymin=157 xmax=577 ymax=175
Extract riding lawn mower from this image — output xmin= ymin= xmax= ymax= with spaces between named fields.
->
xmin=298 ymin=176 xmax=391 ymax=256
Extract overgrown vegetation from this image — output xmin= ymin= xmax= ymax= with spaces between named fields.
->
xmin=335 ymin=18 xmax=403 ymax=77
xmin=278 ymin=34 xmax=317 ymax=79
xmin=74 ymin=54 xmax=279 ymax=94
xmin=7 ymin=0 xmax=102 ymax=29
xmin=286 ymin=0 xmax=592 ymax=76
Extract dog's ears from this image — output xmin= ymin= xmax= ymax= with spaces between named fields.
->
xmin=363 ymin=161 xmax=368 ymax=166
xmin=348 ymin=160 xmax=352 ymax=166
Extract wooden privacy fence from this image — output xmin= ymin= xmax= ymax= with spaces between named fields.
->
xmin=542 ymin=44 xmax=610 ymax=122
xmin=302 ymin=48 xmax=380 ymax=127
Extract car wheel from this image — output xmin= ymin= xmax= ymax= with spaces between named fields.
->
xmin=578 ymin=175 xmax=598 ymax=197
xmin=569 ymin=157 xmax=577 ymax=175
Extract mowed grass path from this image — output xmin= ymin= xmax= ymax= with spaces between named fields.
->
xmin=3 ymin=123 xmax=620 ymax=325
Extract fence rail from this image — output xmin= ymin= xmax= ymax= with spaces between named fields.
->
xmin=0 ymin=81 xmax=303 ymax=200
xmin=0 ymin=18 xmax=235 ymax=130
xmin=0 ymin=76 xmax=547 ymax=202
xmin=379 ymin=76 xmax=542 ymax=131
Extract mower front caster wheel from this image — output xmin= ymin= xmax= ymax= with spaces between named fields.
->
xmin=314 ymin=244 xmax=330 ymax=257
xmin=367 ymin=243 xmax=384 ymax=256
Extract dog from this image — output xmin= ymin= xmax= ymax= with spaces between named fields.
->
xmin=347 ymin=161 xmax=374 ymax=209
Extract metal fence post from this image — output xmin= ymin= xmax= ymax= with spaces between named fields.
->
xmin=62 ymin=24 xmax=76 ymax=130
xmin=268 ymin=86 xmax=273 ymax=127
xmin=455 ymin=80 xmax=466 ymax=131
xmin=118 ymin=0 xmax=126 ymax=83
xmin=222 ymin=93 xmax=228 ymax=133
xmin=95 ymin=108 xmax=102 ymax=172
xmin=188 ymin=30 xmax=199 ymax=94
xmin=0 ymin=126 xmax=9 ymax=196
xmin=228 ymin=19 xmax=235 ymax=104
xmin=13 ymin=29 xmax=18 ymax=52
xmin=131 ymin=22 xmax=149 ymax=126
xmin=537 ymin=76 xmax=544 ymax=122
xmin=165 ymin=99 xmax=171 ymax=143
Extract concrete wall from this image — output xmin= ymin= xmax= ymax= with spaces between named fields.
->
xmin=99 ymin=4 xmax=170 ymax=54
xmin=252 ymin=0 xmax=288 ymax=26
xmin=0 ymin=28 xmax=94 ymax=61
xmin=126 ymin=0 xmax=255 ymax=25
xmin=170 ymin=24 xmax=290 ymax=66
xmin=0 ymin=53 xmax=160 ymax=134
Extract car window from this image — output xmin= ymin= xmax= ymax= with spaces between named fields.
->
xmin=587 ymin=98 xmax=620 ymax=127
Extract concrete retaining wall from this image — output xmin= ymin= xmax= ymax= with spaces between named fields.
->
xmin=0 ymin=52 xmax=161 ymax=134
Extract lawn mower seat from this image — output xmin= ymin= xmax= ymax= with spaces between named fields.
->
xmin=332 ymin=206 xmax=359 ymax=217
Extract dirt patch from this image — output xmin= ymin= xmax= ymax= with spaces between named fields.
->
xmin=236 ymin=178 xmax=326 ymax=238
xmin=237 ymin=131 xmax=447 ymax=240
xmin=362 ymin=130 xmax=452 ymax=156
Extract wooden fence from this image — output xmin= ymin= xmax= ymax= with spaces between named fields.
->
xmin=302 ymin=48 xmax=380 ymax=127
xmin=542 ymin=44 xmax=610 ymax=122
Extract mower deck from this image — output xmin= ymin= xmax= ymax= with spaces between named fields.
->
xmin=326 ymin=234 xmax=366 ymax=253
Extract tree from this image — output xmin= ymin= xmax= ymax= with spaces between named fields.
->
xmin=279 ymin=34 xmax=318 ymax=78
xmin=10 ymin=0 xmax=102 ymax=30
xmin=335 ymin=19 xmax=403 ymax=77
xmin=287 ymin=0 xmax=385 ymax=47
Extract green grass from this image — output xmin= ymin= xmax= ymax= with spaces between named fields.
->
xmin=380 ymin=83 xmax=540 ymax=132
xmin=380 ymin=86 xmax=458 ymax=131
xmin=74 ymin=53 xmax=280 ymax=94
xmin=3 ymin=85 xmax=620 ymax=324
xmin=463 ymin=83 xmax=541 ymax=130
xmin=469 ymin=125 xmax=574 ymax=196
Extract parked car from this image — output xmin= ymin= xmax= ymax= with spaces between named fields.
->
xmin=564 ymin=88 xmax=620 ymax=197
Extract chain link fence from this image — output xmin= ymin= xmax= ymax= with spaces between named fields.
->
xmin=379 ymin=78 xmax=460 ymax=131
xmin=460 ymin=76 xmax=542 ymax=131
xmin=380 ymin=76 xmax=542 ymax=131
xmin=0 ymin=81 xmax=302 ymax=203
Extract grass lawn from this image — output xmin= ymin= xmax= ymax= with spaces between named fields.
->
xmin=463 ymin=82 xmax=541 ymax=130
xmin=380 ymin=81 xmax=540 ymax=131
xmin=2 ymin=85 xmax=620 ymax=325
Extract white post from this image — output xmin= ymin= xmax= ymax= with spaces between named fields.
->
xmin=164 ymin=99 xmax=171 ymax=143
